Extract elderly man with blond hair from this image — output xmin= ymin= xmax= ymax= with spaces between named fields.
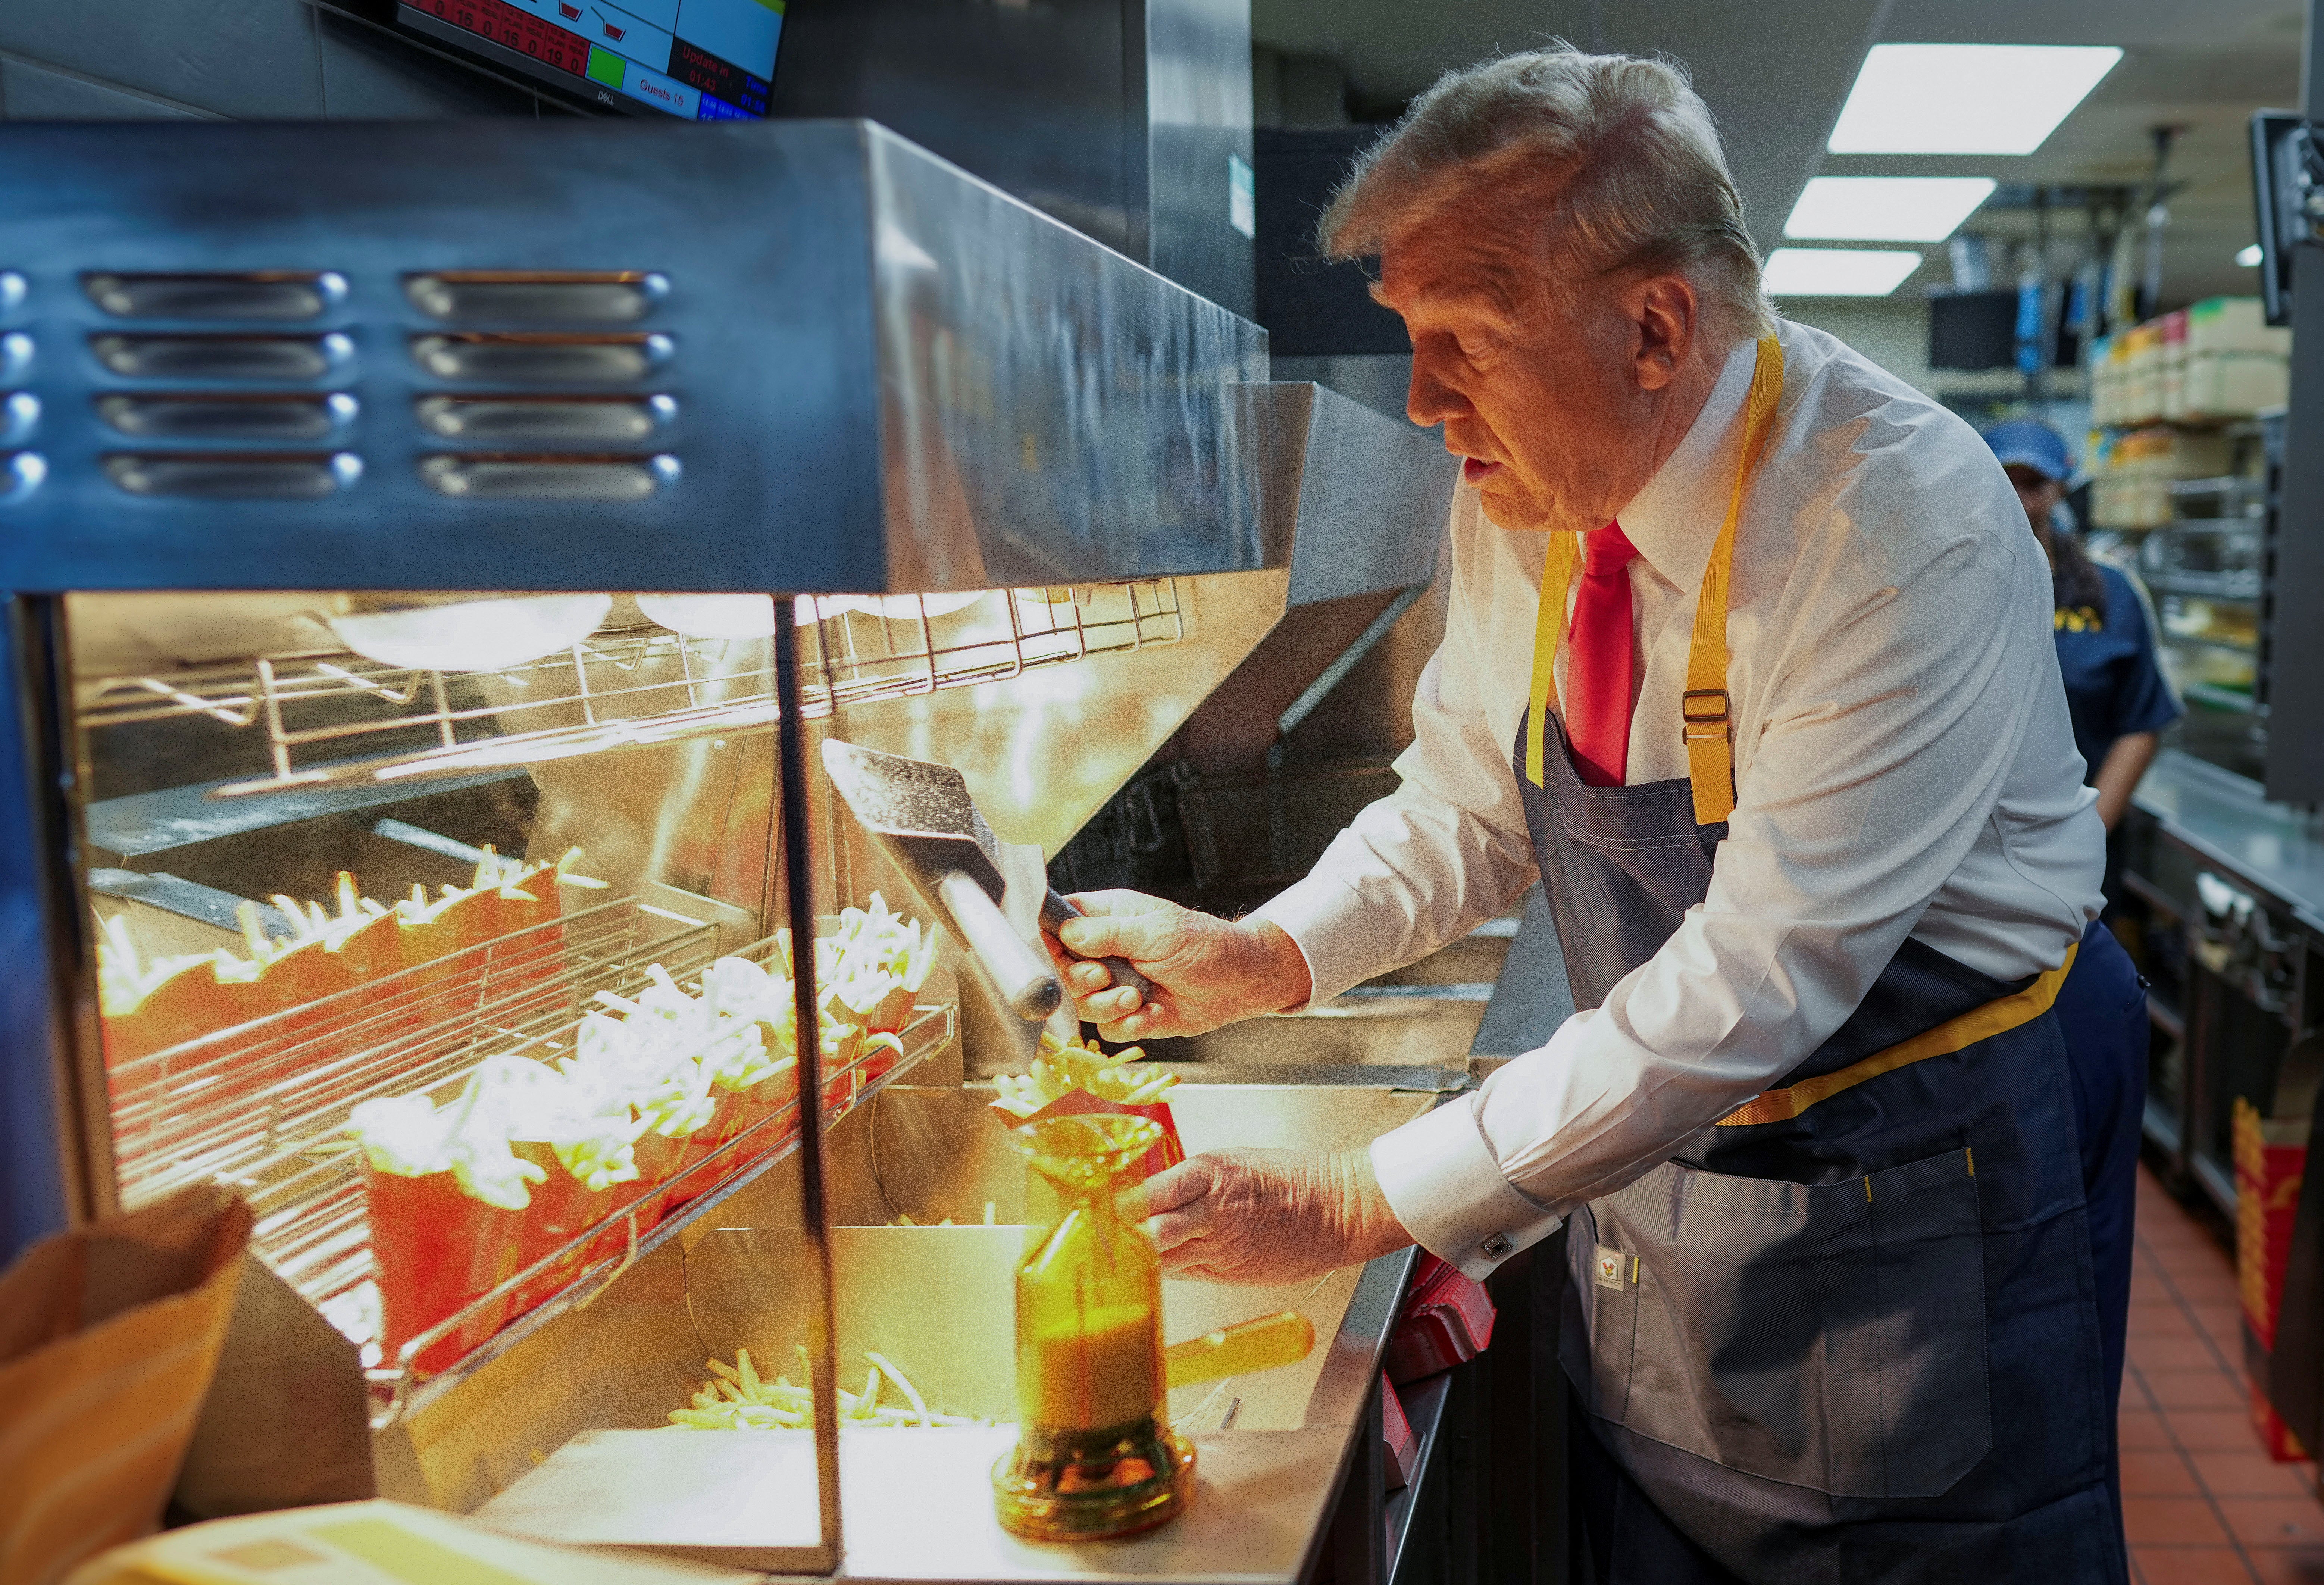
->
xmin=1047 ymin=48 xmax=2142 ymax=1583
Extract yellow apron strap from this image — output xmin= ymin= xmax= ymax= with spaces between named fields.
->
xmin=1715 ymin=944 xmax=2078 ymax=1128
xmin=1682 ymin=334 xmax=1786 ymax=825
xmin=1523 ymin=533 xmax=1581 ymax=787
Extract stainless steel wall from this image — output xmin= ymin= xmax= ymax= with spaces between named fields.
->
xmin=1143 ymin=0 xmax=1257 ymax=320
xmin=0 ymin=1 xmax=1255 ymax=319
xmin=771 ymin=0 xmax=1255 ymax=320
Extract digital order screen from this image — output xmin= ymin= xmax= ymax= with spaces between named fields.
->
xmin=401 ymin=0 xmax=779 ymax=119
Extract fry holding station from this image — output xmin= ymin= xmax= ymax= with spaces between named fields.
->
xmin=0 ymin=100 xmax=1530 ymax=1585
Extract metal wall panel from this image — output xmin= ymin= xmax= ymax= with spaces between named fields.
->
xmin=1142 ymin=0 xmax=1256 ymax=319
xmin=2266 ymin=243 xmax=2324 ymax=803
xmin=770 ymin=0 xmax=1137 ymax=259
xmin=768 ymin=0 xmax=1255 ymax=317
xmin=0 ymin=1 xmax=547 ymax=121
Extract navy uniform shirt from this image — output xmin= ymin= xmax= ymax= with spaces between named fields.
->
xmin=2055 ymin=561 xmax=2181 ymax=778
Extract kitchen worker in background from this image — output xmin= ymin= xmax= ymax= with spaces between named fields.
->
xmin=1986 ymin=418 xmax=2182 ymax=885
xmin=1045 ymin=49 xmax=2144 ymax=1585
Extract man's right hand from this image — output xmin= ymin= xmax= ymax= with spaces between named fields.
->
xmin=1043 ymin=890 xmax=1313 ymax=1041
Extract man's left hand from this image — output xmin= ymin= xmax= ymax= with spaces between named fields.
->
xmin=1140 ymin=1147 xmax=1411 ymax=1285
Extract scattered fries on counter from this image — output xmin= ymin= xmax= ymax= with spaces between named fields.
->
xmin=667 ymin=1347 xmax=990 ymax=1430
xmin=988 ymin=1032 xmax=1179 ymax=1119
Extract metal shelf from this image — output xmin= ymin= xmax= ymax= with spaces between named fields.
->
xmin=2192 ymin=1152 xmax=2237 ymax=1220
xmin=2144 ymin=1096 xmax=2184 ymax=1156
xmin=2162 ymin=632 xmax=2259 ymax=659
xmin=104 ymin=895 xmax=957 ymax=1423
xmin=2148 ymin=992 xmax=2186 ymax=1043
xmin=2170 ymin=475 xmax=2269 ymax=497
xmin=2147 ymin=572 xmax=2262 ymax=601
xmin=379 ymin=995 xmax=956 ymax=1428
xmin=2182 ymin=682 xmax=2262 ymax=715
xmin=107 ymin=894 xmax=719 ymax=1206
xmin=2164 ymin=516 xmax=2264 ymax=535
xmin=74 ymin=583 xmax=1187 ymax=799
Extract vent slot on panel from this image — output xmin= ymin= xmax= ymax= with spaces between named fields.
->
xmin=417 ymin=453 xmax=675 ymax=501
xmin=82 ymin=271 xmax=346 ymax=321
xmin=404 ymin=271 xmax=666 ymax=324
xmin=1 ymin=451 xmax=44 ymax=501
xmin=415 ymin=394 xmax=674 ymax=443
xmin=410 ymin=332 xmax=670 ymax=384
xmin=104 ymin=451 xmax=361 ymax=499
xmin=0 ymin=393 xmax=35 ymax=445
xmin=1 ymin=333 xmax=29 ymax=382
xmin=98 ymin=391 xmax=357 ymax=442
xmin=92 ymin=333 xmax=353 ymax=381
xmin=0 ymin=272 xmax=23 ymax=315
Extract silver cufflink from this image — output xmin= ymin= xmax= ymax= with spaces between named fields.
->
xmin=1480 ymin=1232 xmax=1513 ymax=1260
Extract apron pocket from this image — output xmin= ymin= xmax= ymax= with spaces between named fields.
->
xmin=1592 ymin=1147 xmax=1990 ymax=1499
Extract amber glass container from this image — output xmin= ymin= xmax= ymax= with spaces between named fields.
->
xmin=992 ymin=1113 xmax=1194 ymax=1541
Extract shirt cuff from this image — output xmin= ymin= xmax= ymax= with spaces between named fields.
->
xmin=1248 ymin=872 xmax=1384 ymax=1011
xmin=1370 ymin=1094 xmax=1565 ymax=1281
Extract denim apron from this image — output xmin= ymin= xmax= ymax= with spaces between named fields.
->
xmin=1521 ymin=338 xmax=2130 ymax=1584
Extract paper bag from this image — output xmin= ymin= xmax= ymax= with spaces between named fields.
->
xmin=0 ymin=1185 xmax=252 ymax=1585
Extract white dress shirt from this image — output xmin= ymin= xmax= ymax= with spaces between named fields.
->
xmin=1252 ymin=321 xmax=2106 ymax=1280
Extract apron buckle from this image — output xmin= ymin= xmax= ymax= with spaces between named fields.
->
xmin=1680 ymin=688 xmax=1732 ymax=745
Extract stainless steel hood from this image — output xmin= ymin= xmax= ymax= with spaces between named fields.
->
xmin=0 ymin=117 xmax=1266 ymax=596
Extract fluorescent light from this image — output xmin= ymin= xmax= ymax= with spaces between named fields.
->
xmin=1786 ymin=177 xmax=1998 ymax=242
xmin=1764 ymin=248 xmax=1924 ymax=297
xmin=1829 ymin=44 xmax=2123 ymax=156
xmin=2238 ymin=243 xmax=2265 ymax=268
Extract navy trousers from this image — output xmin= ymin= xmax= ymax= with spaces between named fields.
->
xmin=2055 ymin=919 xmax=2150 ymax=1526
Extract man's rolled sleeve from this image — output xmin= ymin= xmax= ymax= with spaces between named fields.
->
xmin=1370 ymin=1094 xmax=1564 ymax=1281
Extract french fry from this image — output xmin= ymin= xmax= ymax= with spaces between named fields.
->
xmin=992 ymin=1034 xmax=1177 ymax=1116
xmin=668 ymin=1347 xmax=987 ymax=1430
xmin=868 ymin=1351 xmax=931 ymax=1427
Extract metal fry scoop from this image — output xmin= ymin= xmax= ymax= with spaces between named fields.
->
xmin=820 ymin=739 xmax=1064 ymax=1020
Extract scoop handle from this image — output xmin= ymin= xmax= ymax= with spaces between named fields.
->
xmin=1163 ymin=1310 xmax=1316 ymax=1389
xmin=938 ymin=870 xmax=1060 ymax=1021
xmin=1040 ymin=888 xmax=1155 ymax=1004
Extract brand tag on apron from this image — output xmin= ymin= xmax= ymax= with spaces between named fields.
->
xmin=1592 ymin=1245 xmax=1629 ymax=1291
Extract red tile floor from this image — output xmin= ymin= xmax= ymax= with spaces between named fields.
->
xmin=2127 ymin=1162 xmax=2324 ymax=1583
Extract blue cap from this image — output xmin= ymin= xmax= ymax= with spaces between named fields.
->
xmin=1984 ymin=419 xmax=2073 ymax=482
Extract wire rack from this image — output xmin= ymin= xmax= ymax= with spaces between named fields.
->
xmin=73 ymin=583 xmax=1184 ymax=796
xmin=107 ymin=897 xmax=956 ymax=1420
xmin=109 ymin=897 xmax=719 ymax=1315
xmin=370 ymin=997 xmax=955 ymax=1426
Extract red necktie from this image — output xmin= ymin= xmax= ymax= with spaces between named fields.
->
xmin=1566 ymin=522 xmax=1639 ymax=787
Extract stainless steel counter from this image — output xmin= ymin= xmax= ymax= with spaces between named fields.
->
xmin=2134 ymin=748 xmax=2324 ymax=933
xmin=470 ymin=1076 xmax=1450 ymax=1582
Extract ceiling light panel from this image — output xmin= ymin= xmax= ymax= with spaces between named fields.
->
xmin=1764 ymin=248 xmax=1924 ymax=298
xmin=1785 ymin=177 xmax=1998 ymax=242
xmin=1828 ymin=44 xmax=2124 ymax=156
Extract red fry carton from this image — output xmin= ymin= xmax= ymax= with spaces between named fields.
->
xmin=989 ymin=1083 xmax=1186 ymax=1183
xmin=1384 ymin=1252 xmax=1497 ymax=1384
